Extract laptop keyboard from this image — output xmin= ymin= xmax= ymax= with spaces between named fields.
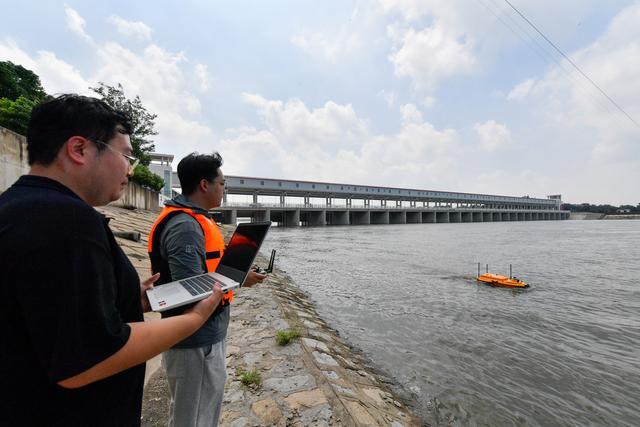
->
xmin=180 ymin=275 xmax=222 ymax=296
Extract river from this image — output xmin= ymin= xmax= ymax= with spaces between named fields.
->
xmin=261 ymin=220 xmax=640 ymax=426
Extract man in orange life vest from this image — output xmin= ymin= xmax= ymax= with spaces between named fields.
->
xmin=148 ymin=152 xmax=266 ymax=426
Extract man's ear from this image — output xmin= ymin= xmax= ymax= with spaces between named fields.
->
xmin=198 ymin=178 xmax=209 ymax=193
xmin=65 ymin=136 xmax=91 ymax=166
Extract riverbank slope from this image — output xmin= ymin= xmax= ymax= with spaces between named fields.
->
xmin=98 ymin=205 xmax=422 ymax=427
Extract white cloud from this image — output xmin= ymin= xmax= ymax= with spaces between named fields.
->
xmin=90 ymin=42 xmax=215 ymax=157
xmin=378 ymin=0 xmax=605 ymax=94
xmin=64 ymin=6 xmax=93 ymax=44
xmin=35 ymin=51 xmax=89 ymax=95
xmin=0 ymin=39 xmax=89 ymax=95
xmin=220 ymin=95 xmax=460 ymax=189
xmin=422 ymin=95 xmax=435 ymax=108
xmin=194 ymin=64 xmax=210 ymax=92
xmin=513 ymin=2 xmax=640 ymax=166
xmin=507 ymin=79 xmax=536 ymax=100
xmin=241 ymin=93 xmax=369 ymax=153
xmin=107 ymin=15 xmax=153 ymax=41
xmin=400 ymin=103 xmax=422 ymax=124
xmin=2 ymin=10 xmax=214 ymax=163
xmin=474 ymin=120 xmax=512 ymax=152
xmin=378 ymin=90 xmax=397 ymax=106
xmin=291 ymin=30 xmax=362 ymax=63
xmin=0 ymin=38 xmax=37 ymax=70
xmin=468 ymin=169 xmax=554 ymax=199
xmin=387 ymin=22 xmax=476 ymax=91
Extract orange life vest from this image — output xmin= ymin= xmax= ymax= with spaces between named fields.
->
xmin=148 ymin=206 xmax=233 ymax=305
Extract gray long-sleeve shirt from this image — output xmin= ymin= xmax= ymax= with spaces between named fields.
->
xmin=160 ymin=194 xmax=229 ymax=348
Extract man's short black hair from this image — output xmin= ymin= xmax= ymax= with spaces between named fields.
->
xmin=177 ymin=152 xmax=224 ymax=195
xmin=26 ymin=94 xmax=133 ymax=166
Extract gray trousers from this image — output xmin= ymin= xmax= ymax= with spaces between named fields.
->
xmin=162 ymin=340 xmax=227 ymax=427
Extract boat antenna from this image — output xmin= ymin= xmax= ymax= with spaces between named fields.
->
xmin=478 ymin=262 xmax=480 ymax=277
xmin=510 ymin=264 xmax=513 ymax=279
xmin=486 ymin=264 xmax=489 ymax=273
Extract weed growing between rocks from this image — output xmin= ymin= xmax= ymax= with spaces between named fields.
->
xmin=238 ymin=368 xmax=262 ymax=388
xmin=276 ymin=329 xmax=300 ymax=346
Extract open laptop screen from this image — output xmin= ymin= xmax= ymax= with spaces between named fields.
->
xmin=215 ymin=222 xmax=271 ymax=283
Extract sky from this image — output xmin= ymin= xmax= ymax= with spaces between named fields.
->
xmin=2 ymin=0 xmax=639 ymax=205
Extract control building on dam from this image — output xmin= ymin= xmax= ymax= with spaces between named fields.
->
xmin=172 ymin=173 xmax=570 ymax=226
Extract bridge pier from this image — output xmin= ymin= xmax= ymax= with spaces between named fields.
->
xmin=422 ymin=211 xmax=436 ymax=223
xmin=482 ymin=212 xmax=492 ymax=222
xmin=389 ymin=211 xmax=406 ymax=224
xmin=450 ymin=212 xmax=461 ymax=223
xmin=284 ymin=210 xmax=300 ymax=226
xmin=308 ymin=210 xmax=326 ymax=226
xmin=406 ymin=211 xmax=421 ymax=223
xmin=350 ymin=211 xmax=370 ymax=225
xmin=254 ymin=209 xmax=271 ymax=223
xmin=436 ymin=211 xmax=449 ymax=223
xmin=327 ymin=210 xmax=349 ymax=225
xmin=461 ymin=212 xmax=472 ymax=223
xmin=370 ymin=211 xmax=389 ymax=224
xmin=222 ymin=209 xmax=237 ymax=225
xmin=472 ymin=212 xmax=483 ymax=222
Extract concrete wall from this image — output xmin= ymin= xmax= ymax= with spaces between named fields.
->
xmin=110 ymin=181 xmax=160 ymax=211
xmin=0 ymin=127 xmax=29 ymax=193
xmin=570 ymin=212 xmax=606 ymax=220
xmin=1 ymin=126 xmax=159 ymax=211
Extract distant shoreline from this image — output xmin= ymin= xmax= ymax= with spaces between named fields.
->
xmin=570 ymin=213 xmax=640 ymax=220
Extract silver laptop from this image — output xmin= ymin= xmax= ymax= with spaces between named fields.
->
xmin=146 ymin=221 xmax=271 ymax=312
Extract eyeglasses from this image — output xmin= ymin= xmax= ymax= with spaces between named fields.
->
xmin=87 ymin=137 xmax=140 ymax=174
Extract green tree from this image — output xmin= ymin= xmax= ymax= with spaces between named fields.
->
xmin=90 ymin=83 xmax=157 ymax=165
xmin=0 ymin=96 xmax=38 ymax=135
xmin=90 ymin=82 xmax=164 ymax=192
xmin=0 ymin=62 xmax=48 ymax=135
xmin=0 ymin=61 xmax=47 ymax=102
xmin=131 ymin=164 xmax=164 ymax=192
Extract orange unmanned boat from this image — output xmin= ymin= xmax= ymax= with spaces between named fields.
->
xmin=476 ymin=264 xmax=529 ymax=288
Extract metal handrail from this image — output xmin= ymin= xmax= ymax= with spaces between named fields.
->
xmin=219 ymin=202 xmax=565 ymax=212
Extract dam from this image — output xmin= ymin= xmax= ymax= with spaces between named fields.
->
xmin=175 ymin=174 xmax=569 ymax=226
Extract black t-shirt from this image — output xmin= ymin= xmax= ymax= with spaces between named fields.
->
xmin=0 ymin=176 xmax=145 ymax=426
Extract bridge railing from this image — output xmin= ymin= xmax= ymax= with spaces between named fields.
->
xmin=220 ymin=202 xmax=563 ymax=211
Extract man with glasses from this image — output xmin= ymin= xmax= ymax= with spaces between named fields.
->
xmin=148 ymin=152 xmax=266 ymax=427
xmin=0 ymin=94 xmax=223 ymax=426
xmin=89 ymin=137 xmax=140 ymax=174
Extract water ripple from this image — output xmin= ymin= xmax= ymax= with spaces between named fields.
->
xmin=263 ymin=220 xmax=640 ymax=426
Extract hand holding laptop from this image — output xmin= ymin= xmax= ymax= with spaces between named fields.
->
xmin=184 ymin=283 xmax=223 ymax=321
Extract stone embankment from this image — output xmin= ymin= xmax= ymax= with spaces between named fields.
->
xmin=569 ymin=212 xmax=640 ymax=220
xmin=603 ymin=214 xmax=640 ymax=220
xmin=569 ymin=212 xmax=605 ymax=220
xmin=98 ymin=205 xmax=422 ymax=427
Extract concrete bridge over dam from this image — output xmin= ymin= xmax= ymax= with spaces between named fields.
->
xmin=173 ymin=174 xmax=569 ymax=226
